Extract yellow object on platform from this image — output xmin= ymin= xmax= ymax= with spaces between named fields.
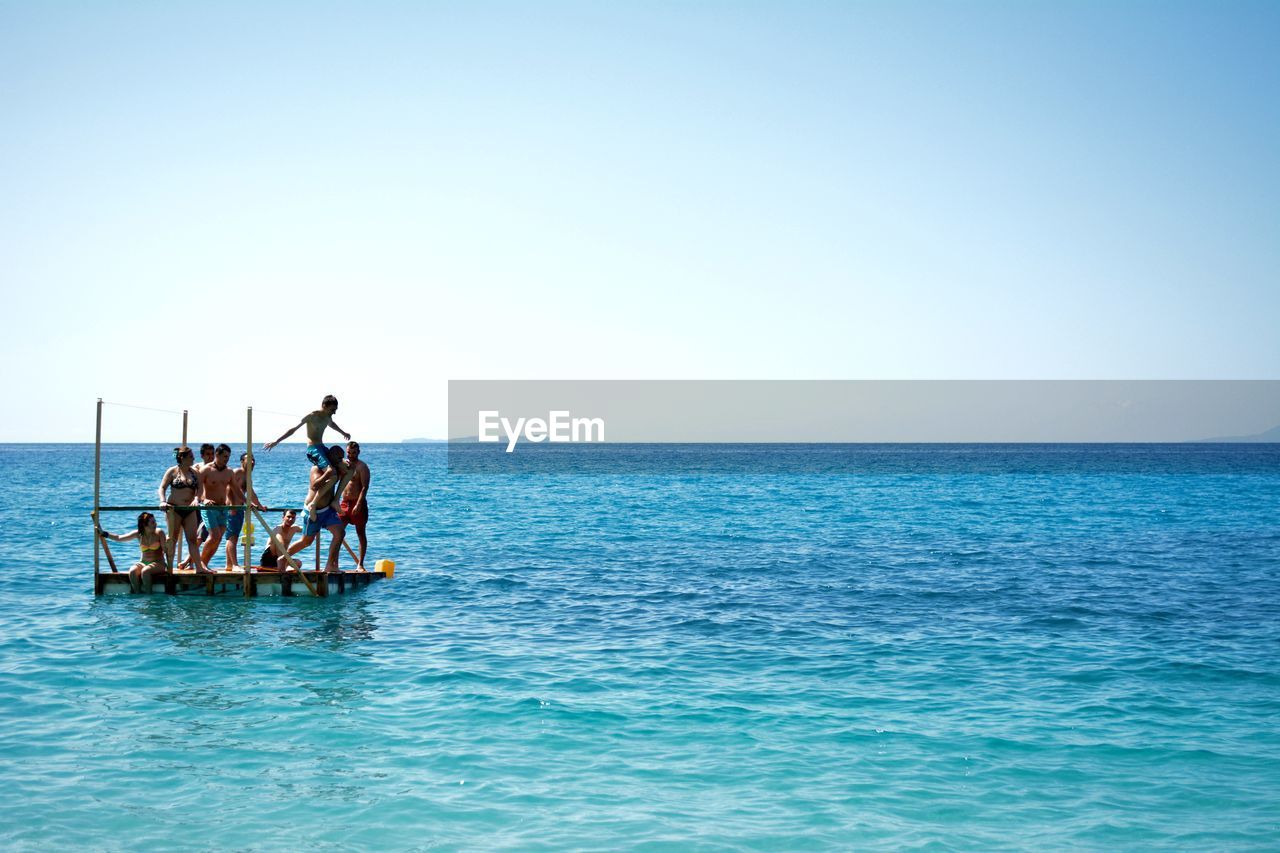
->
xmin=376 ymin=559 xmax=395 ymax=578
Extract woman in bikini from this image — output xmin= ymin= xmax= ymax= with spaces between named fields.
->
xmin=159 ymin=446 xmax=211 ymax=574
xmin=99 ymin=512 xmax=169 ymax=593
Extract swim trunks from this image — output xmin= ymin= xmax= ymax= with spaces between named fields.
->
xmin=259 ymin=548 xmax=277 ymax=569
xmin=201 ymin=506 xmax=230 ymax=531
xmin=338 ymin=498 xmax=368 ymax=526
xmin=227 ymin=509 xmax=244 ymax=538
xmin=304 ymin=506 xmax=343 ymax=537
xmin=306 ymin=444 xmax=330 ymax=470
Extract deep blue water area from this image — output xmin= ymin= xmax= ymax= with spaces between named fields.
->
xmin=1 ymin=443 xmax=1278 ymax=849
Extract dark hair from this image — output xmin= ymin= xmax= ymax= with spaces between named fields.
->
xmin=216 ymin=443 xmax=232 ymax=455
xmin=137 ymin=512 xmax=155 ymax=535
xmin=284 ymin=509 xmax=297 ymax=518
xmin=240 ymin=452 xmax=249 ymax=462
xmin=322 ymin=394 xmax=339 ymax=408
xmin=200 ymin=443 xmax=215 ymax=454
xmin=327 ymin=445 xmax=345 ymax=462
xmin=347 ymin=441 xmax=360 ymax=451
xmin=174 ymin=445 xmax=193 ymax=462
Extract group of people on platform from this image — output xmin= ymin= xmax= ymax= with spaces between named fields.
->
xmin=97 ymin=396 xmax=371 ymax=592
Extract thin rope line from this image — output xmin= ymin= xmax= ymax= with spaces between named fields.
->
xmin=104 ymin=401 xmax=305 ymax=420
xmin=101 ymin=400 xmax=185 ymax=415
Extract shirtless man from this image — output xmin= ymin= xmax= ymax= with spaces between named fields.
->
xmin=259 ymin=509 xmax=302 ymax=569
xmin=225 ymin=452 xmax=267 ymax=570
xmin=263 ymin=395 xmax=354 ymax=520
xmin=194 ymin=443 xmax=215 ymax=471
xmin=338 ymin=441 xmax=371 ymax=569
xmin=286 ymin=445 xmax=348 ymax=573
xmin=198 ymin=444 xmax=244 ymax=569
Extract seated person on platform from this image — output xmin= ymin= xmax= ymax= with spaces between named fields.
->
xmin=259 ymin=509 xmax=302 ymax=569
xmin=99 ymin=512 xmax=170 ymax=593
xmin=286 ymin=445 xmax=348 ymax=573
xmin=159 ymin=445 xmax=210 ymax=574
xmin=199 ymin=444 xmax=244 ymax=570
xmin=262 ymin=395 xmax=353 ymax=521
xmin=225 ymin=452 xmax=267 ymax=570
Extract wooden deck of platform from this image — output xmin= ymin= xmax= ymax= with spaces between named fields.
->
xmin=96 ymin=569 xmax=387 ymax=597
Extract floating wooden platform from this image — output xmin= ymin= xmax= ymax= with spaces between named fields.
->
xmin=95 ymin=569 xmax=387 ymax=597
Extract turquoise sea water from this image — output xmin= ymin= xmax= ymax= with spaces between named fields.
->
xmin=2 ymin=443 xmax=1279 ymax=849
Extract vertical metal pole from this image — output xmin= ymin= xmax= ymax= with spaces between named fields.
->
xmin=244 ymin=407 xmax=253 ymax=598
xmin=93 ymin=398 xmax=102 ymax=590
xmin=182 ymin=409 xmax=188 ymax=445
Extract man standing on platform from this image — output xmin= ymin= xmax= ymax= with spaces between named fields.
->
xmin=225 ymin=452 xmax=266 ymax=570
xmin=338 ymin=441 xmax=371 ymax=569
xmin=199 ymin=444 xmax=243 ymax=569
xmin=262 ymin=394 xmax=354 ymax=522
xmin=287 ymin=445 xmax=348 ymax=573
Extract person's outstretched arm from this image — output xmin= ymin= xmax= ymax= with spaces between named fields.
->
xmin=264 ymin=420 xmax=304 ymax=451
xmin=327 ymin=418 xmax=352 ymax=442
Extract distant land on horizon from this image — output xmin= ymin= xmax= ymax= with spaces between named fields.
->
xmin=1195 ymin=424 xmax=1280 ymax=443
xmin=401 ymin=437 xmax=448 ymax=443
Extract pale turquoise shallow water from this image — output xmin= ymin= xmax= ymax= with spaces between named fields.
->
xmin=1 ymin=443 xmax=1279 ymax=849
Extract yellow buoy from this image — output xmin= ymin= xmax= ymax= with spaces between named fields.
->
xmin=375 ymin=559 xmax=395 ymax=579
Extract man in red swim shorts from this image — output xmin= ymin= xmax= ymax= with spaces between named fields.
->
xmin=338 ymin=441 xmax=371 ymax=569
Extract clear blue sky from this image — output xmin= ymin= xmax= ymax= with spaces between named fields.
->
xmin=2 ymin=1 xmax=1277 ymax=441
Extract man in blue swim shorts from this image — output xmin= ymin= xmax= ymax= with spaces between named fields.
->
xmin=305 ymin=443 xmax=331 ymax=469
xmin=202 ymin=505 xmax=230 ymax=534
xmin=198 ymin=444 xmax=243 ymax=570
xmin=286 ymin=445 xmax=349 ymax=573
xmin=223 ymin=452 xmax=266 ymax=570
xmin=263 ymin=395 xmax=356 ymax=523
xmin=305 ymin=506 xmax=343 ymax=537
